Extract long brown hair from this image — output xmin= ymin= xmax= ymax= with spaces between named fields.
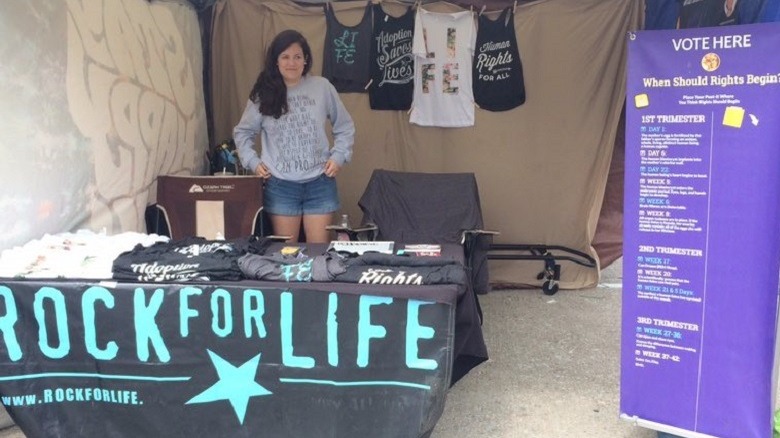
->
xmin=249 ymin=30 xmax=313 ymax=119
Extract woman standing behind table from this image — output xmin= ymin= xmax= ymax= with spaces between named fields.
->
xmin=234 ymin=30 xmax=355 ymax=243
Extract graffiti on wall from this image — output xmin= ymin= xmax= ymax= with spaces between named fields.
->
xmin=65 ymin=0 xmax=207 ymax=233
xmin=0 ymin=1 xmax=206 ymax=250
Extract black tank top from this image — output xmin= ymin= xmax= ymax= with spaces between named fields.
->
xmin=679 ymin=0 xmax=710 ymax=28
xmin=368 ymin=4 xmax=415 ymax=110
xmin=322 ymin=2 xmax=372 ymax=93
xmin=472 ymin=7 xmax=526 ymax=111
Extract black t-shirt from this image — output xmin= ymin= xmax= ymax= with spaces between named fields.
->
xmin=472 ymin=7 xmax=526 ymax=112
xmin=322 ymin=2 xmax=372 ymax=93
xmin=368 ymin=3 xmax=415 ymax=110
xmin=112 ymin=236 xmax=271 ymax=282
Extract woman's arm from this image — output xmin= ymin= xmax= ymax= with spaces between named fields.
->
xmin=324 ymin=82 xmax=355 ymax=167
xmin=233 ymin=99 xmax=264 ymax=173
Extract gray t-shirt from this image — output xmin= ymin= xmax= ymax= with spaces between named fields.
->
xmin=233 ymin=75 xmax=355 ymax=182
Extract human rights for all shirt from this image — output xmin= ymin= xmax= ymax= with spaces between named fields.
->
xmin=472 ymin=7 xmax=525 ymax=111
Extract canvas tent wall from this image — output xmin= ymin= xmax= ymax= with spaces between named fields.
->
xmin=0 ymin=0 xmax=643 ymax=290
xmin=210 ymin=0 xmax=642 ymax=288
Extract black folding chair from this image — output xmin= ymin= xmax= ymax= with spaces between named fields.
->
xmin=354 ymin=170 xmax=597 ymax=296
xmin=356 ymin=169 xmax=496 ymax=295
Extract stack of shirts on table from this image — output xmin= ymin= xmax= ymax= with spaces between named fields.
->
xmin=239 ymin=250 xmax=466 ymax=286
xmin=112 ymin=236 xmax=272 ymax=282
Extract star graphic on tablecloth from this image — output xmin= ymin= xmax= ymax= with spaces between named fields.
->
xmin=185 ymin=349 xmax=272 ymax=424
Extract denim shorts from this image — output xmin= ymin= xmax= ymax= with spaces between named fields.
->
xmin=263 ymin=174 xmax=340 ymax=216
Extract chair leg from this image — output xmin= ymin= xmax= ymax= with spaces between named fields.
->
xmin=461 ymin=237 xmax=484 ymax=324
xmin=474 ymin=290 xmax=484 ymax=325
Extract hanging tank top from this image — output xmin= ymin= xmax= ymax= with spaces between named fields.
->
xmin=322 ymin=2 xmax=372 ymax=93
xmin=410 ymin=8 xmax=477 ymax=127
xmin=368 ymin=4 xmax=415 ymax=110
xmin=472 ymin=7 xmax=526 ymax=111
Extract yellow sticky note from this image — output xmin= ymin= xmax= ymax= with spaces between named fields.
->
xmin=281 ymin=246 xmax=300 ymax=256
xmin=635 ymin=93 xmax=649 ymax=108
xmin=722 ymin=106 xmax=745 ymax=128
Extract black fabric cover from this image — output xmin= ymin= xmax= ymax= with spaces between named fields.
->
xmin=358 ymin=169 xmax=492 ymax=294
xmin=0 ymin=279 xmax=454 ymax=438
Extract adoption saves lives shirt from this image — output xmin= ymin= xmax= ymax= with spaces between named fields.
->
xmin=369 ymin=3 xmax=415 ymax=110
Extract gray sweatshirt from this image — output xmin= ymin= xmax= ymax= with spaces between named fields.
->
xmin=233 ymin=75 xmax=355 ymax=182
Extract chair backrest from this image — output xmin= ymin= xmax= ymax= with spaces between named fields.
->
xmin=358 ymin=169 xmax=492 ymax=293
xmin=155 ymin=175 xmax=263 ymax=240
xmin=358 ymin=169 xmax=485 ymax=244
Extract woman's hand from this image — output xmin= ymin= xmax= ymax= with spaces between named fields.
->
xmin=254 ymin=163 xmax=271 ymax=179
xmin=324 ymin=159 xmax=341 ymax=177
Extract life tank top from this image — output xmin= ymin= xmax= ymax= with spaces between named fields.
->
xmin=368 ymin=4 xmax=415 ymax=110
xmin=322 ymin=2 xmax=372 ymax=93
xmin=472 ymin=7 xmax=525 ymax=111
xmin=410 ymin=8 xmax=476 ymax=127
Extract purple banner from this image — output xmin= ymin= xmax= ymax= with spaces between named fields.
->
xmin=621 ymin=23 xmax=780 ymax=438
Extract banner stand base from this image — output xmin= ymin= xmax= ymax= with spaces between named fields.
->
xmin=619 ymin=414 xmax=718 ymax=438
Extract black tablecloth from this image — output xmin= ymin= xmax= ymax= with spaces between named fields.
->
xmin=256 ymin=242 xmax=488 ymax=384
xmin=0 ymin=242 xmax=487 ymax=438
